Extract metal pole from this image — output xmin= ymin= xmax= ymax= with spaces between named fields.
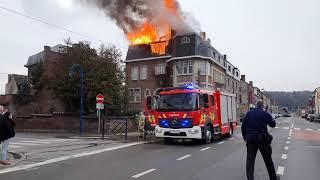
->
xmin=98 ymin=109 xmax=101 ymax=134
xmin=80 ymin=67 xmax=84 ymax=135
xmin=125 ymin=119 xmax=128 ymax=141
xmin=102 ymin=113 xmax=105 ymax=140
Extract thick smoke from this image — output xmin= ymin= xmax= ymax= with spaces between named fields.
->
xmin=79 ymin=0 xmax=199 ymax=35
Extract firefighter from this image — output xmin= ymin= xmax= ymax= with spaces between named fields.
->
xmin=241 ymin=100 xmax=280 ymax=180
xmin=137 ymin=112 xmax=145 ymax=138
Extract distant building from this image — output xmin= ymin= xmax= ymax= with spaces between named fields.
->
xmin=239 ymin=75 xmax=249 ymax=117
xmin=5 ymin=74 xmax=28 ymax=95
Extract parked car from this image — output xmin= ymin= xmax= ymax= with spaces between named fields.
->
xmin=282 ymin=113 xmax=291 ymax=117
xmin=302 ymin=113 xmax=308 ymax=119
xmin=307 ymin=114 xmax=316 ymax=122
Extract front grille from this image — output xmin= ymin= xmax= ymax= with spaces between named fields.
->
xmin=159 ymin=119 xmax=193 ymax=129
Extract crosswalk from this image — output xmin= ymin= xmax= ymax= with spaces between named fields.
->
xmin=9 ymin=138 xmax=76 ymax=150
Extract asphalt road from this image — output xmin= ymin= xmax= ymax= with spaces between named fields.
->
xmin=1 ymin=117 xmax=319 ymax=180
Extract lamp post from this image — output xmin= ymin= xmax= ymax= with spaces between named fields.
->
xmin=69 ymin=64 xmax=84 ymax=135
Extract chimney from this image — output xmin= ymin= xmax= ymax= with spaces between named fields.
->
xmin=223 ymin=54 xmax=227 ymax=60
xmin=200 ymin=32 xmax=206 ymax=40
xmin=241 ymin=75 xmax=246 ymax=81
xmin=249 ymin=81 xmax=253 ymax=86
xmin=44 ymin=46 xmax=50 ymax=52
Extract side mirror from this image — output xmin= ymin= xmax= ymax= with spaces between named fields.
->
xmin=146 ymin=96 xmax=152 ymax=110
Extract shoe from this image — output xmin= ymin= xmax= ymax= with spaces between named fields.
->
xmin=0 ymin=160 xmax=11 ymax=165
xmin=276 ymin=175 xmax=281 ymax=180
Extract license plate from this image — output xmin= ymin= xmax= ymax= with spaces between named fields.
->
xmin=170 ymin=130 xmax=180 ymax=134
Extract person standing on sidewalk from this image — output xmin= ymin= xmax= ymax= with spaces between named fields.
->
xmin=137 ymin=112 xmax=145 ymax=138
xmin=0 ymin=105 xmax=15 ymax=165
xmin=241 ymin=100 xmax=280 ymax=180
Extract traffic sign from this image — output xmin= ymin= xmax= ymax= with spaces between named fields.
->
xmin=96 ymin=103 xmax=104 ymax=110
xmin=96 ymin=94 xmax=104 ymax=103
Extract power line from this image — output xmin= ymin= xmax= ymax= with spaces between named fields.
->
xmin=0 ymin=5 xmax=128 ymax=50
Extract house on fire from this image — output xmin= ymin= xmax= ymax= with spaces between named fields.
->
xmin=125 ymin=32 xmax=241 ymax=111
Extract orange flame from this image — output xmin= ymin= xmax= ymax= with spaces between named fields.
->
xmin=126 ymin=0 xmax=181 ymax=55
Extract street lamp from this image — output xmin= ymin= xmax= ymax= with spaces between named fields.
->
xmin=69 ymin=64 xmax=84 ymax=135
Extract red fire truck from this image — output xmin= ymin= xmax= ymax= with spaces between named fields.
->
xmin=145 ymin=84 xmax=238 ymax=143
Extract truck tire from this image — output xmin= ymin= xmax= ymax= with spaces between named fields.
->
xmin=226 ymin=124 xmax=233 ymax=138
xmin=203 ymin=125 xmax=212 ymax=144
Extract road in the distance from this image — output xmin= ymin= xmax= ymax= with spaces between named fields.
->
xmin=1 ymin=117 xmax=319 ymax=180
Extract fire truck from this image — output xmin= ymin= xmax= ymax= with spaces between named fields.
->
xmin=145 ymin=84 xmax=238 ymax=144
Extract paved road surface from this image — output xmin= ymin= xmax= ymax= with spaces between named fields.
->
xmin=1 ymin=117 xmax=319 ymax=180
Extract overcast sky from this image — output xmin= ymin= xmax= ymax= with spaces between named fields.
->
xmin=0 ymin=0 xmax=319 ymax=93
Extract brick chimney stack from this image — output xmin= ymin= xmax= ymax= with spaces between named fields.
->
xmin=241 ymin=75 xmax=246 ymax=81
xmin=249 ymin=81 xmax=253 ymax=86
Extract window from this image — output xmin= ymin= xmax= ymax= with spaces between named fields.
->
xmin=131 ymin=66 xmax=139 ymax=80
xmin=144 ymin=89 xmax=151 ymax=97
xmin=155 ymin=64 xmax=166 ymax=75
xmin=236 ymin=71 xmax=239 ymax=77
xmin=140 ymin=65 xmax=148 ymax=80
xmin=177 ymin=60 xmax=193 ymax=75
xmin=228 ymin=65 xmax=231 ymax=72
xmin=239 ymin=95 xmax=242 ymax=104
xmin=210 ymin=95 xmax=214 ymax=106
xmin=129 ymin=88 xmax=141 ymax=103
xmin=228 ymin=78 xmax=230 ymax=85
xmin=200 ymin=61 xmax=207 ymax=75
xmin=223 ymin=61 xmax=226 ymax=68
xmin=199 ymin=94 xmax=209 ymax=108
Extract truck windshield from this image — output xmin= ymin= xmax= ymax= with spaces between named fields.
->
xmin=157 ymin=93 xmax=197 ymax=111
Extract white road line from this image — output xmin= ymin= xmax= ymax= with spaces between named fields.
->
xmin=286 ymin=141 xmax=290 ymax=144
xmin=281 ymin=154 xmax=287 ymax=160
xmin=287 ymin=137 xmax=291 ymax=140
xmin=230 ymin=137 xmax=235 ymax=140
xmin=176 ymin=155 xmax=191 ymax=161
xmin=0 ymin=142 xmax=145 ymax=175
xmin=132 ymin=169 xmax=157 ymax=179
xmin=283 ymin=127 xmax=289 ymax=130
xmin=318 ymin=129 xmax=320 ymax=131
xmin=277 ymin=166 xmax=285 ymax=175
xmin=284 ymin=146 xmax=289 ymax=150
xmin=291 ymin=124 xmax=294 ymax=128
xmin=294 ymin=128 xmax=301 ymax=130
xmin=200 ymin=147 xmax=211 ymax=151
xmin=275 ymin=126 xmax=279 ymax=129
xmin=217 ymin=141 xmax=225 ymax=145
xmin=306 ymin=128 xmax=312 ymax=131
xmin=9 ymin=145 xmax=22 ymax=149
xmin=11 ymin=142 xmax=42 ymax=146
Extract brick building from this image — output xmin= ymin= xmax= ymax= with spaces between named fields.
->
xmin=125 ymin=32 xmax=241 ymax=112
xmin=5 ymin=74 xmax=28 ymax=95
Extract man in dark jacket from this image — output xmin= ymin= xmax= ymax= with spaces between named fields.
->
xmin=0 ymin=105 xmax=15 ymax=165
xmin=241 ymin=100 xmax=279 ymax=180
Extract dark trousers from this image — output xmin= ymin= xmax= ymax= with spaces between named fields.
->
xmin=246 ymin=141 xmax=277 ymax=180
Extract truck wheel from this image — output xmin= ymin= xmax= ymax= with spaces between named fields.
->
xmin=203 ymin=125 xmax=212 ymax=144
xmin=226 ymin=126 xmax=233 ymax=138
xmin=164 ymin=137 xmax=172 ymax=144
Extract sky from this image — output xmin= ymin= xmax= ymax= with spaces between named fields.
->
xmin=0 ymin=0 xmax=319 ymax=94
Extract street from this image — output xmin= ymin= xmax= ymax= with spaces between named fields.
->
xmin=0 ymin=117 xmax=319 ymax=180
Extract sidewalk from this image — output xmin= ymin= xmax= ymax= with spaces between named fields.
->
xmin=0 ymin=131 xmax=157 ymax=170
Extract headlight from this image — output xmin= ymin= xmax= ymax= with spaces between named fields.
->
xmin=155 ymin=127 xmax=163 ymax=133
xmin=188 ymin=129 xmax=199 ymax=134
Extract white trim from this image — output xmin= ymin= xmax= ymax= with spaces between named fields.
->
xmin=155 ymin=125 xmax=202 ymax=139
xmin=167 ymin=55 xmax=227 ymax=70
xmin=125 ymin=55 xmax=171 ymax=62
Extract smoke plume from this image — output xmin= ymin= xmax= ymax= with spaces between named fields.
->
xmin=79 ymin=0 xmax=199 ymax=35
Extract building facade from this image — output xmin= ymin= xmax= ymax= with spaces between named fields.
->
xmin=125 ymin=32 xmax=241 ymax=113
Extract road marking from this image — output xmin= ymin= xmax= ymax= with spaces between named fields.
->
xmin=283 ymin=127 xmax=289 ymax=130
xmin=291 ymin=124 xmax=294 ymax=128
xmin=217 ymin=141 xmax=225 ymax=145
xmin=11 ymin=142 xmax=42 ymax=146
xmin=176 ymin=155 xmax=191 ymax=161
xmin=318 ymin=129 xmax=320 ymax=131
xmin=275 ymin=126 xmax=279 ymax=129
xmin=230 ymin=137 xmax=235 ymax=140
xmin=286 ymin=141 xmax=290 ymax=144
xmin=200 ymin=147 xmax=211 ymax=151
xmin=306 ymin=128 xmax=312 ymax=131
xmin=9 ymin=145 xmax=22 ymax=149
xmin=287 ymin=137 xmax=291 ymax=140
xmin=0 ymin=142 xmax=145 ymax=175
xmin=281 ymin=154 xmax=287 ymax=160
xmin=132 ymin=169 xmax=157 ymax=179
xmin=294 ymin=128 xmax=301 ymax=130
xmin=284 ymin=146 xmax=289 ymax=150
xmin=277 ymin=166 xmax=285 ymax=175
